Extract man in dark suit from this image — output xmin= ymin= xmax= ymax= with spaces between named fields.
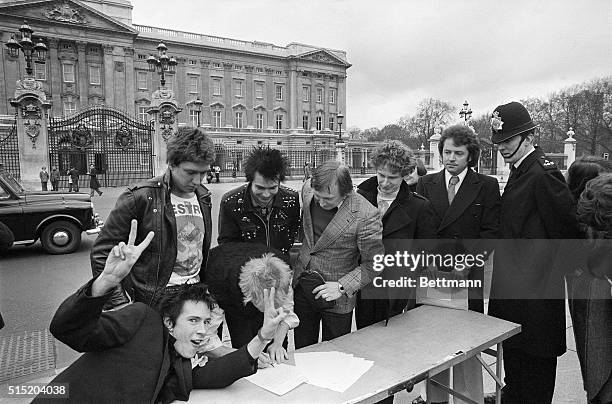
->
xmin=415 ymin=124 xmax=500 ymax=404
xmin=356 ymin=140 xmax=438 ymax=329
xmin=417 ymin=124 xmax=501 ymax=313
xmin=487 ymin=101 xmax=578 ymax=404
xmin=34 ymin=220 xmax=287 ymax=403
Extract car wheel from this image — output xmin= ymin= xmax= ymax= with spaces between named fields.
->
xmin=41 ymin=220 xmax=81 ymax=254
xmin=0 ymin=221 xmax=14 ymax=254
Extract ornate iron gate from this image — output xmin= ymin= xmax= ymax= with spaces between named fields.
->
xmin=0 ymin=115 xmax=20 ymax=180
xmin=48 ymin=106 xmax=153 ymax=188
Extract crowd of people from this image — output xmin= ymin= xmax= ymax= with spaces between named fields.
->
xmin=36 ymin=100 xmax=611 ymax=404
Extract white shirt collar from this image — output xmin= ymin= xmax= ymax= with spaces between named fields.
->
xmin=445 ymin=167 xmax=468 ymax=191
xmin=514 ymin=147 xmax=536 ymax=169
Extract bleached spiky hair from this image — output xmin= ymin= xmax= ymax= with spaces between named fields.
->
xmin=238 ymin=253 xmax=292 ymax=311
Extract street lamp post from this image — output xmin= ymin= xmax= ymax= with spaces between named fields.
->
xmin=459 ymin=99 xmax=472 ymax=124
xmin=5 ymin=20 xmax=47 ymax=77
xmin=146 ymin=42 xmax=177 ymax=88
xmin=335 ymin=112 xmax=345 ymax=163
xmin=193 ymin=96 xmax=203 ymax=127
xmin=337 ymin=112 xmax=344 ymax=141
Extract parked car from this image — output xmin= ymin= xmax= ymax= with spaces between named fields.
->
xmin=0 ymin=166 xmax=102 ymax=254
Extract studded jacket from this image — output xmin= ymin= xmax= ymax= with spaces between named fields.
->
xmin=218 ymin=183 xmax=300 ymax=256
xmin=90 ymin=169 xmax=212 ymax=309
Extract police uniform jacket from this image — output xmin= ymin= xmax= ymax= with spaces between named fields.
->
xmin=488 ymin=147 xmax=578 ymax=357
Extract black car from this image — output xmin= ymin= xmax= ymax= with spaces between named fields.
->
xmin=0 ymin=167 xmax=102 ymax=254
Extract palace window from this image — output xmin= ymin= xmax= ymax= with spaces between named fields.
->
xmin=302 ymin=86 xmax=310 ymax=102
xmin=302 ymin=114 xmax=309 ymax=130
xmin=138 ymin=106 xmax=148 ymax=122
xmin=189 ymin=109 xmax=199 ymax=126
xmin=256 ymin=113 xmax=264 ymax=129
xmin=137 ymin=71 xmax=147 ymax=90
xmin=316 ymin=115 xmax=322 ymax=131
xmin=62 ymin=64 xmax=75 ymax=83
xmin=255 ymin=67 xmax=264 ymax=73
xmin=188 ymin=76 xmax=198 ymax=94
xmin=34 ymin=63 xmax=46 ymax=81
xmin=329 ymin=88 xmax=337 ymax=104
xmin=235 ymin=111 xmax=244 ymax=128
xmin=329 ymin=116 xmax=335 ymax=131
xmin=89 ymin=65 xmax=101 ymax=85
xmin=212 ymin=78 xmax=222 ymax=96
xmin=212 ymin=110 xmax=222 ymax=127
xmin=275 ymin=84 xmax=284 ymax=101
xmin=212 ymin=62 xmax=221 ymax=69
xmin=255 ymin=82 xmax=264 ymax=99
xmin=63 ymin=100 xmax=77 ymax=116
xmin=275 ymin=114 xmax=283 ymax=129
xmin=234 ymin=80 xmax=243 ymax=97
xmin=316 ymin=87 xmax=323 ymax=103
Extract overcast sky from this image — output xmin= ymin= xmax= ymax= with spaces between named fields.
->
xmin=131 ymin=0 xmax=612 ymax=129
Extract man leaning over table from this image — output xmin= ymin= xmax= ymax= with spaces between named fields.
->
xmin=292 ymin=160 xmax=384 ymax=348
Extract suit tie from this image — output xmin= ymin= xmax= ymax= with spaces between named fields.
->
xmin=448 ymin=176 xmax=459 ymax=204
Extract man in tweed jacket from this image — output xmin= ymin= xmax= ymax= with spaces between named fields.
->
xmin=293 ymin=160 xmax=384 ymax=348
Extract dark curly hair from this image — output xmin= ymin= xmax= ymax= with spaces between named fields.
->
xmin=166 ymin=126 xmax=216 ymax=167
xmin=567 ymin=155 xmax=612 ymax=202
xmin=438 ymin=124 xmax=481 ymax=167
xmin=577 ymin=173 xmax=612 ymax=239
xmin=158 ymin=283 xmax=216 ymax=327
xmin=370 ymin=140 xmax=415 ymax=176
xmin=243 ymin=146 xmax=290 ymax=182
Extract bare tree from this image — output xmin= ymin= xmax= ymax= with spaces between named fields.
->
xmin=399 ymin=98 xmax=456 ymax=147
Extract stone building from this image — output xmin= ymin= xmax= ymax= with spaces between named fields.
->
xmin=0 ymin=0 xmax=383 ymax=186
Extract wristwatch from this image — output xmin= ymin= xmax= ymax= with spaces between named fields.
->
xmin=338 ymin=282 xmax=346 ymax=295
xmin=257 ymin=329 xmax=273 ymax=344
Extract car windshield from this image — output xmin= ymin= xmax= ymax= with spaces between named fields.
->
xmin=0 ymin=170 xmax=25 ymax=194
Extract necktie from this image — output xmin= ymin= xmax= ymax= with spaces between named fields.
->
xmin=508 ymin=165 xmax=517 ymax=183
xmin=448 ymin=176 xmax=459 ymax=204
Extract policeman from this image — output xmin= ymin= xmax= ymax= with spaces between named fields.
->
xmin=487 ymin=101 xmax=578 ymax=404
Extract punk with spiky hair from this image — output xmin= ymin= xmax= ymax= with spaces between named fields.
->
xmin=243 ymin=146 xmax=290 ymax=182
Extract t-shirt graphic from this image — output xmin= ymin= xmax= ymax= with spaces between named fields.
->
xmin=168 ymin=194 xmax=205 ymax=286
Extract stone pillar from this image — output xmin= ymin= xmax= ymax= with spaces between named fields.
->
xmin=10 ymin=77 xmax=52 ymax=189
xmin=102 ymin=45 xmax=115 ymax=107
xmin=245 ymin=65 xmax=254 ymax=127
xmin=176 ymin=58 xmax=187 ymax=121
xmin=223 ymin=63 xmax=233 ymax=126
xmin=265 ymin=68 xmax=275 ymax=128
xmin=147 ymin=88 xmax=182 ymax=176
xmin=324 ymin=75 xmax=330 ymax=129
xmin=124 ymin=47 xmax=135 ymax=114
xmin=199 ymin=60 xmax=210 ymax=126
xmin=335 ymin=141 xmax=346 ymax=164
xmin=564 ymin=127 xmax=576 ymax=169
xmin=429 ymin=127 xmax=442 ymax=171
xmin=48 ymin=39 xmax=62 ymax=116
xmin=288 ymin=65 xmax=298 ymax=130
xmin=76 ymin=41 xmax=88 ymax=108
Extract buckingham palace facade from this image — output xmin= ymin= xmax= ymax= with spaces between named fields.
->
xmin=0 ymin=0 xmax=367 ymax=164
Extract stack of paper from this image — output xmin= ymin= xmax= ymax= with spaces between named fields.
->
xmin=245 ymin=363 xmax=308 ymax=396
xmin=294 ymin=351 xmax=374 ymax=393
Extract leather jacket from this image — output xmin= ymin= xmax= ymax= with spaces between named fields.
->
xmin=91 ymin=169 xmax=212 ymax=308
xmin=217 ymin=183 xmax=300 ymax=256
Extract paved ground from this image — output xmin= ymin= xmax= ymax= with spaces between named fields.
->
xmin=0 ymin=177 xmax=586 ymax=403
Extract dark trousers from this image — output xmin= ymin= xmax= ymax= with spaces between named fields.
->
xmin=51 ymin=180 xmax=59 ymax=191
xmin=467 ymin=265 xmax=484 ymax=313
xmin=225 ymin=308 xmax=264 ymax=348
xmin=502 ymin=348 xmax=558 ymax=404
xmin=69 ymin=182 xmax=79 ymax=192
xmin=355 ymin=293 xmax=414 ymax=330
xmin=225 ymin=307 xmax=287 ymax=349
xmin=41 ymin=182 xmax=47 ymax=191
xmin=293 ymin=284 xmax=353 ymax=349
xmin=90 ymin=188 xmax=102 ymax=197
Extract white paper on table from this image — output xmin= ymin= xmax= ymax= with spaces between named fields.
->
xmin=244 ymin=363 xmax=308 ymax=396
xmin=294 ymin=351 xmax=374 ymax=393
